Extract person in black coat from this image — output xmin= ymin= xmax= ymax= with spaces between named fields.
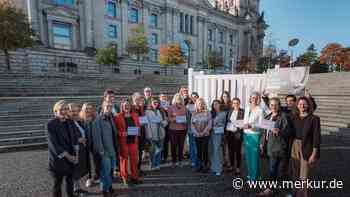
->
xmin=47 ymin=100 xmax=79 ymax=197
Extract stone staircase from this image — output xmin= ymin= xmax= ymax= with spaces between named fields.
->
xmin=0 ymin=72 xmax=185 ymax=152
xmin=306 ymin=72 xmax=350 ymax=135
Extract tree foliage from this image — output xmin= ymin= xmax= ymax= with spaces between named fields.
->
xmin=159 ymin=43 xmax=185 ymax=66
xmin=96 ymin=43 xmax=118 ymax=66
xmin=320 ymin=43 xmax=350 ymax=71
xmin=295 ymin=44 xmax=319 ymax=67
xmin=126 ymin=25 xmax=149 ymax=61
xmin=206 ymin=50 xmax=224 ymax=69
xmin=0 ymin=0 xmax=34 ymax=70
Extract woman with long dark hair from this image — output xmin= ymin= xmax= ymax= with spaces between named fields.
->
xmin=291 ymin=96 xmax=321 ymax=197
xmin=225 ymin=98 xmax=244 ymax=175
xmin=210 ymin=100 xmax=227 ymax=176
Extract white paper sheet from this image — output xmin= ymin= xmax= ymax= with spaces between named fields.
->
xmin=127 ymin=127 xmax=139 ymax=136
xmin=176 ymin=115 xmax=187 ymax=123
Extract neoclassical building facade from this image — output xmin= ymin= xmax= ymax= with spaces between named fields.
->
xmin=15 ymin=0 xmax=267 ymax=71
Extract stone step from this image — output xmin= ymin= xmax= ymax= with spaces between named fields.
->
xmin=315 ymin=109 xmax=350 ymax=116
xmin=0 ymin=135 xmax=47 ymax=146
xmin=317 ymin=105 xmax=350 ymax=111
xmin=0 ymin=119 xmax=49 ymax=126
xmin=0 ymin=130 xmax=46 ymax=139
xmin=0 ymin=142 xmax=47 ymax=153
xmin=321 ymin=125 xmax=340 ymax=133
xmin=0 ymin=114 xmax=51 ymax=121
xmin=0 ymin=124 xmax=45 ymax=132
xmin=315 ymin=112 xmax=350 ymax=120
xmin=321 ymin=121 xmax=349 ymax=128
xmin=318 ymin=117 xmax=350 ymax=126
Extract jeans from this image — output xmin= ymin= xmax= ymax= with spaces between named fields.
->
xmin=151 ymin=140 xmax=163 ymax=168
xmin=50 ymin=171 xmax=74 ymax=197
xmin=243 ymin=133 xmax=261 ymax=181
xmin=100 ymin=155 xmax=116 ymax=192
xmin=210 ymin=133 xmax=223 ymax=173
xmin=188 ymin=132 xmax=199 ymax=167
xmin=269 ymin=157 xmax=282 ymax=180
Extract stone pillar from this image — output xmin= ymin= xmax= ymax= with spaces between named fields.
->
xmin=84 ymin=0 xmax=94 ymax=48
xmin=47 ymin=18 xmax=54 ymax=47
xmin=121 ymin=0 xmax=129 ymax=55
xmin=203 ymin=19 xmax=208 ymax=62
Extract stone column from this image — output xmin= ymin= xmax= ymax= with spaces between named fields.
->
xmin=121 ymin=0 xmax=129 ymax=55
xmin=84 ymin=0 xmax=93 ymax=48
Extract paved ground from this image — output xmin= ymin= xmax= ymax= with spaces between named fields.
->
xmin=0 ymin=134 xmax=349 ymax=197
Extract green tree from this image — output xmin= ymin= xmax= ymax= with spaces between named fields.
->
xmin=295 ymin=44 xmax=319 ymax=67
xmin=96 ymin=42 xmax=118 ymax=69
xmin=126 ymin=25 xmax=149 ymax=72
xmin=0 ymin=0 xmax=34 ymax=70
xmin=256 ymin=56 xmax=269 ymax=73
xmin=206 ymin=50 xmax=224 ymax=70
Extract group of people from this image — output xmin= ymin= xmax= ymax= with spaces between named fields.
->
xmin=47 ymin=86 xmax=321 ymax=197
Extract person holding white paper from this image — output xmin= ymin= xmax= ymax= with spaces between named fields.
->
xmin=187 ymin=92 xmax=200 ymax=169
xmin=220 ymin=91 xmax=232 ymax=170
xmin=168 ymin=94 xmax=188 ymax=167
xmin=225 ymin=98 xmax=244 ymax=175
xmin=191 ymin=98 xmax=212 ymax=173
xmin=258 ymin=98 xmax=292 ymax=196
xmin=210 ymin=100 xmax=227 ymax=176
xmin=145 ymin=98 xmax=168 ymax=171
xmin=243 ymin=92 xmax=265 ymax=181
xmin=115 ymin=100 xmax=142 ymax=185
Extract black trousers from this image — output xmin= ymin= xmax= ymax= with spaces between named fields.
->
xmin=92 ymin=152 xmax=101 ymax=179
xmin=162 ymin=128 xmax=170 ymax=161
xmin=50 ymin=171 xmax=74 ymax=197
xmin=226 ymin=131 xmax=242 ymax=168
xmin=195 ymin=136 xmax=209 ymax=168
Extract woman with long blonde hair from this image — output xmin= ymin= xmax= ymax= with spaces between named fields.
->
xmin=191 ymin=98 xmax=212 ymax=172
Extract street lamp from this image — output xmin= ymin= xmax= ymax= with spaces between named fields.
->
xmin=288 ymin=38 xmax=299 ymax=67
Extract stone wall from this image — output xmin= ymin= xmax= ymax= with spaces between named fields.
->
xmin=0 ymin=48 xmax=186 ymax=76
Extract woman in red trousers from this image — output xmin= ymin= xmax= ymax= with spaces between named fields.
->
xmin=115 ymin=99 xmax=142 ymax=185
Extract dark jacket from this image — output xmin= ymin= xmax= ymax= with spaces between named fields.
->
xmin=292 ymin=114 xmax=321 ymax=160
xmin=47 ymin=118 xmax=78 ymax=175
xmin=261 ymin=112 xmax=292 ymax=158
xmin=225 ymin=108 xmax=245 ymax=132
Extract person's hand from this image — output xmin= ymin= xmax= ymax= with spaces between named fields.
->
xmin=259 ymin=144 xmax=264 ymax=155
xmin=304 ymin=89 xmax=311 ymax=98
xmin=271 ymin=128 xmax=280 ymax=136
xmin=308 ymin=154 xmax=317 ymax=166
xmin=78 ymin=137 xmax=87 ymax=146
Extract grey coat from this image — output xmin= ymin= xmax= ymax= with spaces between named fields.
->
xmin=91 ymin=114 xmax=118 ymax=157
xmin=261 ymin=112 xmax=292 ymax=158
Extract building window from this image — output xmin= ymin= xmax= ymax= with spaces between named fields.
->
xmin=149 ymin=13 xmax=158 ymax=28
xmin=230 ymin=48 xmax=233 ymax=57
xmin=184 ymin=14 xmax=189 ymax=33
xmin=219 ymin=46 xmax=224 ymax=56
xmin=108 ymin=25 xmax=117 ymax=38
xmin=219 ymin=32 xmax=224 ymax=43
xmin=150 ymin=33 xmax=158 ymax=45
xmin=190 ymin=16 xmax=194 ymax=34
xmin=55 ymin=0 xmax=74 ymax=6
xmin=208 ymin=29 xmax=213 ymax=41
xmin=229 ymin=34 xmax=233 ymax=45
xmin=150 ymin=49 xmax=158 ymax=62
xmin=107 ymin=1 xmax=117 ymax=18
xmin=179 ymin=13 xmax=184 ymax=32
xmin=208 ymin=44 xmax=212 ymax=52
xmin=129 ymin=8 xmax=139 ymax=23
xmin=53 ymin=22 xmax=72 ymax=49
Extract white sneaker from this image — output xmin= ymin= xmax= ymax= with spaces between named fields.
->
xmin=85 ymin=179 xmax=92 ymax=188
xmin=175 ymin=162 xmax=179 ymax=166
xmin=155 ymin=166 xmax=161 ymax=171
xmin=215 ymin=172 xmax=221 ymax=176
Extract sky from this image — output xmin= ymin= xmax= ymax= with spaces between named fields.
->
xmin=260 ymin=0 xmax=350 ymax=56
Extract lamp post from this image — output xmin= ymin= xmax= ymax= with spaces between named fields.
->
xmin=288 ymin=38 xmax=299 ymax=67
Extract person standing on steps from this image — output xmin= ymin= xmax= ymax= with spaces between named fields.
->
xmin=167 ymin=94 xmax=188 ymax=167
xmin=191 ymin=98 xmax=212 ymax=173
xmin=210 ymin=100 xmax=227 ymax=176
xmin=47 ymin=100 xmax=78 ymax=197
xmin=225 ymin=98 xmax=244 ymax=175
xmin=92 ymin=101 xmax=119 ymax=197
xmin=115 ymin=99 xmax=142 ymax=185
